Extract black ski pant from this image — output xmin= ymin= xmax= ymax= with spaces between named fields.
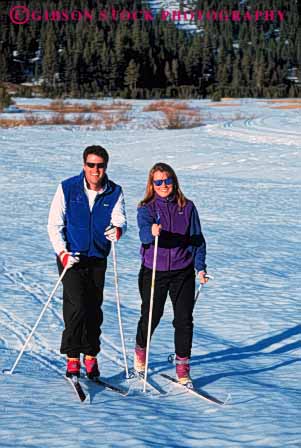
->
xmin=136 ymin=264 xmax=195 ymax=358
xmin=57 ymin=256 xmax=107 ymax=358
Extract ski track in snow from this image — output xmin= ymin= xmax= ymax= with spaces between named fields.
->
xmin=0 ymin=98 xmax=301 ymax=448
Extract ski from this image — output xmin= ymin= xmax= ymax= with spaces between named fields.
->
xmin=64 ymin=375 xmax=87 ymax=402
xmin=160 ymin=373 xmax=227 ymax=405
xmin=86 ymin=376 xmax=129 ymax=396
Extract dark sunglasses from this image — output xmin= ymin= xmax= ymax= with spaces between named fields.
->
xmin=86 ymin=162 xmax=106 ymax=169
xmin=153 ymin=177 xmax=173 ymax=187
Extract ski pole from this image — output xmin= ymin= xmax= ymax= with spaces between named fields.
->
xmin=194 ymin=284 xmax=203 ymax=304
xmin=194 ymin=274 xmax=214 ymax=304
xmin=167 ymin=274 xmax=215 ymax=365
xmin=4 ymin=265 xmax=69 ymax=375
xmin=143 ymin=234 xmax=159 ymax=393
xmin=111 ymin=240 xmax=129 ymax=379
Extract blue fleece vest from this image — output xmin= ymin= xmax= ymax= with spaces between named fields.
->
xmin=62 ymin=172 xmax=121 ymax=258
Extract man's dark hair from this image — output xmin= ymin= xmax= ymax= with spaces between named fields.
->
xmin=83 ymin=145 xmax=109 ymax=165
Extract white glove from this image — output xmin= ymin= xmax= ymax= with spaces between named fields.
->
xmin=59 ymin=251 xmax=80 ymax=269
xmin=104 ymin=225 xmax=122 ymax=242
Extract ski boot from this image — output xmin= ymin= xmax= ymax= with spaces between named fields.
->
xmin=84 ymin=355 xmax=100 ymax=379
xmin=134 ymin=345 xmax=146 ymax=375
xmin=66 ymin=357 xmax=81 ymax=378
xmin=176 ymin=355 xmax=192 ymax=385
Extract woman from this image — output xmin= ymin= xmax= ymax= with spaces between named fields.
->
xmin=134 ymin=162 xmax=208 ymax=384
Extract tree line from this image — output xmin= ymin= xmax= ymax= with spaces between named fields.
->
xmin=0 ymin=0 xmax=300 ymax=99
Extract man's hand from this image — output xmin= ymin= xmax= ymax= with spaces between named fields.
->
xmin=104 ymin=225 xmax=122 ymax=242
xmin=151 ymin=224 xmax=162 ymax=237
xmin=59 ymin=251 xmax=80 ymax=269
xmin=198 ymin=271 xmax=209 ymax=285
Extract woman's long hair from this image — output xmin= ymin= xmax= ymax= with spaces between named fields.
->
xmin=139 ymin=162 xmax=187 ymax=209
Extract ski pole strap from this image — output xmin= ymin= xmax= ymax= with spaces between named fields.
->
xmin=167 ymin=353 xmax=175 ymax=363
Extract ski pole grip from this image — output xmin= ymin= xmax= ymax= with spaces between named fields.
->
xmin=204 ymin=274 xmax=214 ymax=280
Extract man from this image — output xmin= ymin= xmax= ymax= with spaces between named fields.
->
xmin=48 ymin=145 xmax=127 ymax=379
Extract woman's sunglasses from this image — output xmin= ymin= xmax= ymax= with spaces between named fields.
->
xmin=86 ymin=162 xmax=106 ymax=169
xmin=153 ymin=178 xmax=173 ymax=187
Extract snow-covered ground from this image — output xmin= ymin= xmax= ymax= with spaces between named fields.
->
xmin=0 ymin=98 xmax=300 ymax=447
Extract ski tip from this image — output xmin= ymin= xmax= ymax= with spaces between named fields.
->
xmin=64 ymin=375 xmax=89 ymax=403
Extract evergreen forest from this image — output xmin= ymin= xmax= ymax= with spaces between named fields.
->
xmin=0 ymin=0 xmax=300 ymax=98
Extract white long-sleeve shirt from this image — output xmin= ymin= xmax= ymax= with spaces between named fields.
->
xmin=48 ymin=178 xmax=127 ymax=255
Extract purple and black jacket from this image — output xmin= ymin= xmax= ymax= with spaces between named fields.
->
xmin=137 ymin=194 xmax=206 ymax=272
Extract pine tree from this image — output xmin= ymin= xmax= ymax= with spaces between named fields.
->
xmin=0 ymin=46 xmax=9 ymax=81
xmin=124 ymin=59 xmax=140 ymax=92
xmin=164 ymin=61 xmax=172 ymax=86
xmin=185 ymin=33 xmax=202 ymax=86
xmin=0 ymin=84 xmax=12 ymax=110
xmin=41 ymin=25 xmax=59 ymax=90
xmin=171 ymin=59 xmax=179 ymax=86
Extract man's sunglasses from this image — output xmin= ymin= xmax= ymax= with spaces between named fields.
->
xmin=153 ymin=178 xmax=173 ymax=187
xmin=86 ymin=162 xmax=106 ymax=169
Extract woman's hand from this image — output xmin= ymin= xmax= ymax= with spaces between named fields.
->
xmin=198 ymin=271 xmax=209 ymax=284
xmin=151 ymin=224 xmax=162 ymax=237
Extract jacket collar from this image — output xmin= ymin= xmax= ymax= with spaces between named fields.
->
xmin=79 ymin=171 xmax=111 ymax=193
xmin=154 ymin=193 xmax=176 ymax=203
